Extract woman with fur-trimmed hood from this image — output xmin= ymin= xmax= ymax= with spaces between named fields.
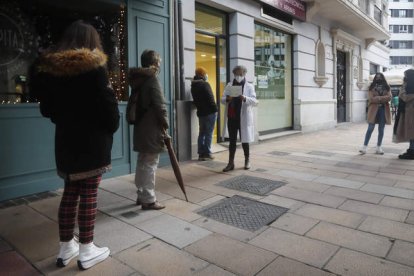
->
xmin=393 ymin=69 xmax=414 ymax=159
xmin=29 ymin=20 xmax=119 ymax=270
xmin=128 ymin=50 xmax=169 ymax=210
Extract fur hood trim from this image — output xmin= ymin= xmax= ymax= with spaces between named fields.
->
xmin=39 ymin=48 xmax=107 ymax=76
xmin=128 ymin=67 xmax=158 ymax=89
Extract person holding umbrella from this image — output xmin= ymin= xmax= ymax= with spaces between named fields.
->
xmin=128 ymin=50 xmax=168 ymax=210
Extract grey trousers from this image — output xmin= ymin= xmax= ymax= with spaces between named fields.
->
xmin=135 ymin=152 xmax=159 ymax=203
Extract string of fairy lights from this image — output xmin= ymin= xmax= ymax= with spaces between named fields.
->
xmin=109 ymin=4 xmax=127 ymax=101
xmin=1 ymin=4 xmax=127 ymax=104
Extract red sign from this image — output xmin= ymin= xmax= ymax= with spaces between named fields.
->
xmin=259 ymin=0 xmax=306 ymax=21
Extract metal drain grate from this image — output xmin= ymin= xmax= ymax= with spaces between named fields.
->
xmin=217 ymin=175 xmax=285 ymax=195
xmin=197 ymin=195 xmax=289 ymax=232
xmin=269 ymin=151 xmax=290 ymax=156
xmin=308 ymin=151 xmax=334 ymax=157
xmin=196 ymin=160 xmax=227 ymax=169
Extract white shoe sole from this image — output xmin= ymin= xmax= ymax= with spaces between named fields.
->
xmin=77 ymin=249 xmax=110 ymax=270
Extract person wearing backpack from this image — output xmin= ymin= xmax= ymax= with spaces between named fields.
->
xmin=128 ymin=50 xmax=168 ymax=210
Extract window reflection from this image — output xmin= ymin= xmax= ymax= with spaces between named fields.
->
xmin=0 ymin=0 xmax=127 ymax=104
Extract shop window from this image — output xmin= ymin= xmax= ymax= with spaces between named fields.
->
xmin=254 ymin=23 xmax=293 ymax=133
xmin=314 ymin=40 xmax=328 ymax=87
xmin=0 ymin=0 xmax=127 ymax=105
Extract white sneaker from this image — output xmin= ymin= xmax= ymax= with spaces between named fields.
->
xmin=56 ymin=239 xmax=79 ymax=267
xmin=376 ymin=146 xmax=384 ymax=155
xmin=77 ymin=243 xmax=110 ymax=270
xmin=359 ymin=145 xmax=367 ymax=154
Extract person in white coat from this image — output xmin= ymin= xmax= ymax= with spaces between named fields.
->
xmin=221 ymin=65 xmax=258 ymax=172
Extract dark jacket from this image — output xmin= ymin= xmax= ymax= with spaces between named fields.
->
xmin=129 ymin=67 xmax=169 ymax=153
xmin=191 ymin=78 xmax=218 ymax=117
xmin=29 ymin=48 xmax=120 ymax=180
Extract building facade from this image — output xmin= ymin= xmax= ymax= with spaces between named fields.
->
xmin=388 ymin=0 xmax=414 ymax=68
xmin=0 ymin=0 xmax=390 ymax=201
xmin=181 ymin=0 xmax=390 ymax=158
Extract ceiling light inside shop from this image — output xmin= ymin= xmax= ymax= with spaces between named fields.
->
xmin=201 ymin=54 xmax=206 ymax=57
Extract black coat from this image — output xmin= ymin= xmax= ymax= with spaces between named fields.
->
xmin=191 ymin=79 xmax=218 ymax=117
xmin=29 ymin=48 xmax=120 ymax=181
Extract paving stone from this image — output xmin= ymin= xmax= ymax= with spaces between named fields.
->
xmin=97 ymin=189 xmax=131 ymax=209
xmin=360 ymin=184 xmax=414 ymax=200
xmin=256 ymin=256 xmax=335 ymax=276
xmin=192 ymin=217 xmax=265 ymax=242
xmin=286 ymin=180 xmax=331 ymax=193
xmin=358 ymin=216 xmax=414 ymax=242
xmin=160 ymin=198 xmax=202 ymax=222
xmin=249 ymin=228 xmax=338 ymax=268
xmin=136 ymin=214 xmax=211 ymax=248
xmin=93 ymin=213 xmax=152 ymax=254
xmin=272 ymin=186 xmax=346 ymax=208
xmin=0 ymin=238 xmax=11 ymax=253
xmin=115 ymin=239 xmax=208 ymax=276
xmin=193 ymin=264 xmax=236 ymax=276
xmin=324 ymin=186 xmax=384 ymax=204
xmin=294 ymin=204 xmax=365 ymax=228
xmin=197 ymin=195 xmax=227 ymax=206
xmin=325 ymin=248 xmax=414 ymax=276
xmin=314 ymin=176 xmax=364 ymax=189
xmin=28 ymin=196 xmax=61 ymax=222
xmin=260 ymin=194 xmax=305 ymax=211
xmin=270 ymin=213 xmax=319 ymax=235
xmin=0 ymin=251 xmax=41 ymax=275
xmin=377 ymin=172 xmax=414 ymax=183
xmin=339 ymin=200 xmax=409 ymax=222
xmin=306 ymin=222 xmax=392 ymax=257
xmin=387 ymin=240 xmax=414 ymax=268
xmin=272 ymin=169 xmax=319 ymax=181
xmin=100 ymin=200 xmax=163 ymax=225
xmin=394 ymin=180 xmax=414 ymax=191
xmin=407 ymin=211 xmax=414 ymax=225
xmin=380 ymin=196 xmax=414 ymax=211
xmin=346 ymin=174 xmax=395 ymax=187
xmin=156 ymin=178 xmax=216 ymax=203
xmin=185 ymin=233 xmax=277 ymax=276
xmin=35 ymin=255 xmax=135 ymax=276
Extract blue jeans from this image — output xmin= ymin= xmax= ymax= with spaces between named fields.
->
xmin=364 ymin=106 xmax=385 ymax=146
xmin=198 ymin=112 xmax=217 ymax=156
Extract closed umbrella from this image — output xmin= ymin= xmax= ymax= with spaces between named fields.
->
xmin=163 ymin=132 xmax=188 ymax=202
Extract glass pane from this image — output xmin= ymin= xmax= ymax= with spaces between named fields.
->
xmin=218 ymin=38 xmax=227 ymax=142
xmin=0 ymin=0 xmax=127 ymax=105
xmin=254 ymin=23 xmax=292 ymax=133
xmin=195 ymin=7 xmax=226 ymax=35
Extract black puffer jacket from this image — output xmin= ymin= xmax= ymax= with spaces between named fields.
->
xmin=191 ymin=77 xmax=218 ymax=117
xmin=29 ymin=48 xmax=120 ymax=180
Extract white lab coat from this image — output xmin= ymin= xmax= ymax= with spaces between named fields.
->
xmin=221 ymin=81 xmax=258 ymax=143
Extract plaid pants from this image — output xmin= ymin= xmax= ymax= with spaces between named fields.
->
xmin=58 ymin=175 xmax=101 ymax=243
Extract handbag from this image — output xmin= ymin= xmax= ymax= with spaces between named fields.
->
xmin=126 ymin=90 xmax=139 ymax=124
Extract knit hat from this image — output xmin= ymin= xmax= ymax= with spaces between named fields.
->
xmin=195 ymin=67 xmax=207 ymax=77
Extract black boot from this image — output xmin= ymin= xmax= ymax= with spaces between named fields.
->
xmin=399 ymin=149 xmax=414 ymax=160
xmin=223 ymin=149 xmax=235 ymax=172
xmin=223 ymin=162 xmax=234 ymax=172
xmin=244 ymin=158 xmax=250 ymax=170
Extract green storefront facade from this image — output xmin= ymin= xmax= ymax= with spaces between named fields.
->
xmin=0 ymin=0 xmax=174 ymax=201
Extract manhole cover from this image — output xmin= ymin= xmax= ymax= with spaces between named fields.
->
xmin=196 ymin=160 xmax=227 ymax=169
xmin=217 ymin=175 xmax=285 ymax=195
xmin=308 ymin=151 xmax=334 ymax=157
xmin=197 ymin=195 xmax=289 ymax=232
xmin=269 ymin=151 xmax=290 ymax=156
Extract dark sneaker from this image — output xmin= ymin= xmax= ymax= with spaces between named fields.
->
xmin=222 ymin=163 xmax=234 ymax=172
xmin=198 ymin=155 xmax=206 ymax=161
xmin=203 ymin=154 xmax=215 ymax=160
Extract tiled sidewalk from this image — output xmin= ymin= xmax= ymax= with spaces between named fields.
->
xmin=1 ymin=122 xmax=414 ymax=275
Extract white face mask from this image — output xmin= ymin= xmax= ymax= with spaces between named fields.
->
xmin=235 ymin=75 xmax=244 ymax=83
xmin=204 ymin=74 xmax=208 ymax=81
